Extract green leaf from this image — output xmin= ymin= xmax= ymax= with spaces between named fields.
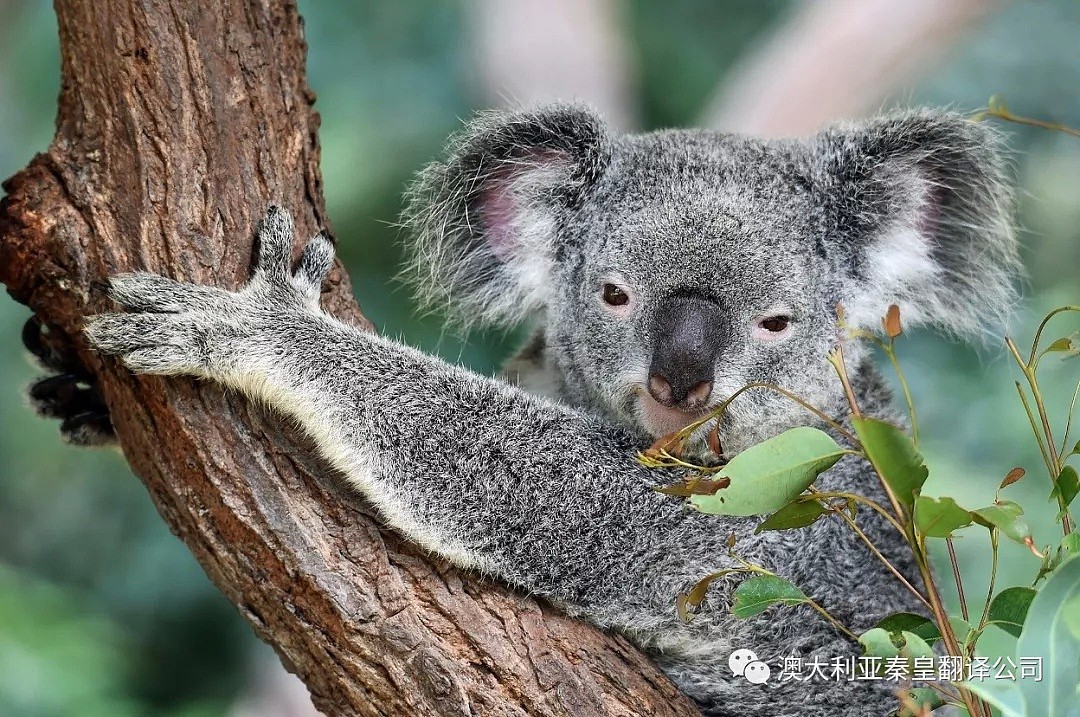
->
xmin=961 ymin=679 xmax=1026 ymax=717
xmin=873 ymin=612 xmax=941 ymax=645
xmin=691 ymin=427 xmax=845 ymax=517
xmin=1062 ymin=593 xmax=1080 ymax=640
xmin=1016 ymin=555 xmax=1080 ymax=716
xmin=731 ymin=575 xmax=806 ymax=618
xmin=914 ymin=495 xmax=972 ymax=537
xmin=898 ymin=688 xmax=944 ymax=716
xmin=950 ymin=615 xmax=973 ymax=645
xmin=1047 ymin=336 xmax=1075 ymax=352
xmin=972 ymin=501 xmax=1033 ymax=546
xmin=755 ymin=499 xmax=828 ymax=533
xmin=987 ymin=586 xmax=1037 ymax=638
xmin=858 ymin=627 xmax=900 ymax=659
xmin=899 ymin=630 xmax=934 ymax=659
xmin=1050 ymin=465 xmax=1079 ymax=509
xmin=852 ymin=417 xmax=928 ymax=513
xmin=1062 ymin=533 xmax=1080 ymax=558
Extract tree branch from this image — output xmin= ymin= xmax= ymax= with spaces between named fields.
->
xmin=0 ymin=1 xmax=697 ymax=715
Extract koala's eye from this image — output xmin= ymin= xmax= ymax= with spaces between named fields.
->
xmin=758 ymin=316 xmax=790 ymax=333
xmin=602 ymin=283 xmax=629 ymax=307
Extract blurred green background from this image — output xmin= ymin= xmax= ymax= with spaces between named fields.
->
xmin=1 ymin=1 xmax=1077 ymax=714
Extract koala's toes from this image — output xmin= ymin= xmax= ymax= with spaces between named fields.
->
xmin=86 ymin=313 xmax=187 ymax=353
xmin=23 ymin=316 xmax=80 ymax=374
xmin=119 ymin=346 xmax=199 ymax=375
xmin=107 ymin=273 xmax=229 ymax=314
xmin=255 ymin=205 xmax=296 ymax=280
xmin=59 ymin=411 xmax=116 ymax=447
xmin=28 ymin=374 xmax=101 ymax=418
xmin=293 ymin=231 xmax=335 ymax=299
xmin=27 ymin=372 xmax=116 ymax=446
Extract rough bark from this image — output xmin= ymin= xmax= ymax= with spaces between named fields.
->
xmin=0 ymin=2 xmax=698 ymax=716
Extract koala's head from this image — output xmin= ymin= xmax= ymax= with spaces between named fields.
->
xmin=403 ymin=105 xmax=1018 ymax=450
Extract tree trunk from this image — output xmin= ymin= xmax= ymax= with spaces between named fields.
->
xmin=0 ymin=2 xmax=698 ymax=715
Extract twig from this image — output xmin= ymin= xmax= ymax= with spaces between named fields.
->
xmin=831 ymin=505 xmax=931 ymax=610
xmin=946 ymin=537 xmax=969 ymax=623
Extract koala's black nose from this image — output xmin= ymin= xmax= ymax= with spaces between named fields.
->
xmin=647 ymin=295 xmax=726 ymax=410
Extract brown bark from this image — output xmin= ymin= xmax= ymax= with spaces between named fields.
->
xmin=0 ymin=2 xmax=698 ymax=716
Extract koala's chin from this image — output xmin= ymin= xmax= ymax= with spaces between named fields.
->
xmin=635 ymin=390 xmax=710 ymax=441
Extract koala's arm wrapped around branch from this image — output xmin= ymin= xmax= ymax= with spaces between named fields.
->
xmin=88 ymin=208 xmax=918 ymax=717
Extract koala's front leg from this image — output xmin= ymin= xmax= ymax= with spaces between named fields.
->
xmin=86 ymin=205 xmax=735 ymax=601
xmin=86 ymin=207 xmax=493 ymax=568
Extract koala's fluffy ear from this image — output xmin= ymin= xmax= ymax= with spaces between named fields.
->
xmin=811 ymin=110 xmax=1020 ymax=338
xmin=402 ymin=104 xmax=610 ymax=327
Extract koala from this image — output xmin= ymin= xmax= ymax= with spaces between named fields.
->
xmin=36 ymin=105 xmax=1018 ymax=716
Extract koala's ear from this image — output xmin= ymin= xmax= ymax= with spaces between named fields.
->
xmin=402 ymin=104 xmax=610 ymax=327
xmin=811 ymin=110 xmax=1020 ymax=338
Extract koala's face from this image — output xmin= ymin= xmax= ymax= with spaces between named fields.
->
xmin=406 ymin=105 xmax=1016 ymax=451
xmin=545 ymin=132 xmax=844 ymax=448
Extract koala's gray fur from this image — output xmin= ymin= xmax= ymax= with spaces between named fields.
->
xmin=85 ymin=105 xmax=1018 ymax=716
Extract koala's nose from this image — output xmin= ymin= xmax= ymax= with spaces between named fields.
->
xmin=647 ymin=374 xmax=714 ymax=410
xmin=648 ymin=295 xmax=726 ymax=410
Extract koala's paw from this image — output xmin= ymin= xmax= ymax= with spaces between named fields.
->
xmin=86 ymin=206 xmax=334 ymax=379
xmin=23 ymin=316 xmax=116 ymax=446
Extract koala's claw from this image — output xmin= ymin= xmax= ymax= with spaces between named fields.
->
xmin=59 ymin=411 xmax=116 ymax=447
xmin=254 ymin=205 xmax=296 ymax=280
xmin=256 ymin=205 xmax=334 ymax=300
xmin=23 ymin=317 xmax=117 ymax=445
xmin=293 ymin=230 xmax=335 ymax=299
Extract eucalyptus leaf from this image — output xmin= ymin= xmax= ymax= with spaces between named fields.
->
xmin=755 ymin=499 xmax=827 ymax=533
xmin=1047 ymin=336 xmax=1075 ymax=352
xmin=1061 ymin=594 xmax=1080 ymax=640
xmin=899 ymin=630 xmax=934 ymax=660
xmin=914 ymin=495 xmax=973 ymax=538
xmin=1062 ymin=533 xmax=1080 ymax=558
xmin=731 ymin=575 xmax=806 ymax=618
xmin=858 ymin=627 xmax=900 ymax=659
xmin=691 ymin=427 xmax=845 ymax=517
xmin=1016 ymin=556 xmax=1080 ymax=716
xmin=972 ymin=501 xmax=1033 ymax=546
xmin=873 ymin=612 xmax=941 ymax=645
xmin=987 ymin=586 xmax=1037 ymax=638
xmin=961 ymin=679 xmax=1026 ymax=717
xmin=852 ymin=417 xmax=927 ymax=513
xmin=1050 ymin=465 xmax=1079 ymax=509
xmin=950 ymin=616 xmax=973 ymax=645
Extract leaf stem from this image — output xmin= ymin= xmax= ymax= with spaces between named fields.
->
xmin=977 ymin=103 xmax=1080 ymax=140
xmin=828 ymin=346 xmax=907 ymax=524
xmin=806 ymin=597 xmax=859 ymax=642
xmin=1014 ymin=381 xmax=1056 ymax=478
xmin=673 ymin=382 xmax=859 ymax=446
xmin=977 ymin=530 xmax=999 ymax=634
xmin=828 ymin=345 xmax=864 ymax=421
xmin=1007 ymin=335 xmax=1074 ymax=536
xmin=945 ymin=537 xmax=969 ymax=623
xmin=830 ymin=504 xmax=931 ymax=610
xmin=882 ymin=341 xmax=920 ymax=447
xmin=912 ymin=536 xmax=984 ymax=717
xmin=806 ymin=490 xmax=905 ymax=534
xmin=1024 ymin=305 xmax=1080 ymax=366
xmin=1058 ymin=379 xmax=1080 ymax=462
